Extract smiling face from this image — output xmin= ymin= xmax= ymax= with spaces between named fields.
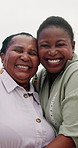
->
xmin=38 ymin=26 xmax=75 ymax=74
xmin=1 ymin=35 xmax=39 ymax=87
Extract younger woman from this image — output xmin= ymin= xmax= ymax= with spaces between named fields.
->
xmin=33 ymin=16 xmax=78 ymax=148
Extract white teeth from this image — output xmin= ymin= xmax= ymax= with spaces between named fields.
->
xmin=17 ymin=65 xmax=29 ymax=69
xmin=48 ymin=59 xmax=60 ymax=63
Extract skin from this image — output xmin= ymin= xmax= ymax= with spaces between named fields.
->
xmin=38 ymin=26 xmax=75 ymax=80
xmin=38 ymin=26 xmax=75 ymax=148
xmin=44 ymin=134 xmax=75 ymax=148
xmin=1 ymin=35 xmax=39 ymax=90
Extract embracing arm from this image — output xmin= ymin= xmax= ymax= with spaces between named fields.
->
xmin=44 ymin=134 xmax=75 ymax=148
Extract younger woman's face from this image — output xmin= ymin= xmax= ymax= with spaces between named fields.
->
xmin=38 ymin=26 xmax=75 ymax=74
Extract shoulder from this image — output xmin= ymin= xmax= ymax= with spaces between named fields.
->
xmin=63 ymin=53 xmax=78 ymax=78
xmin=64 ymin=60 xmax=78 ymax=78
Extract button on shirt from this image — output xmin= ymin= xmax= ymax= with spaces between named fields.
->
xmin=0 ymin=70 xmax=55 ymax=148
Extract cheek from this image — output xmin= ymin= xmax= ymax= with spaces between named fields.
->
xmin=33 ymin=58 xmax=39 ymax=68
xmin=3 ymin=52 xmax=14 ymax=67
xmin=64 ymin=48 xmax=73 ymax=59
xmin=38 ymin=50 xmax=44 ymax=57
xmin=59 ymin=47 xmax=73 ymax=59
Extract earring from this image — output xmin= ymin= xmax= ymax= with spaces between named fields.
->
xmin=34 ymin=74 xmax=38 ymax=85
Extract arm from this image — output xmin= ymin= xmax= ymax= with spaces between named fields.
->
xmin=44 ymin=67 xmax=78 ymax=148
xmin=44 ymin=134 xmax=75 ymax=148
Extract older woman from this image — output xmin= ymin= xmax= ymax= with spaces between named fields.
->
xmin=0 ymin=32 xmax=55 ymax=148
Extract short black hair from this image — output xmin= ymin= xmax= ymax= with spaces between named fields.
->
xmin=37 ymin=16 xmax=74 ymax=41
xmin=0 ymin=32 xmax=36 ymax=54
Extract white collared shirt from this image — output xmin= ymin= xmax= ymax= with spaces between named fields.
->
xmin=0 ymin=70 xmax=55 ymax=148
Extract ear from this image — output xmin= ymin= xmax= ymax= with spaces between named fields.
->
xmin=72 ymin=41 xmax=75 ymax=53
xmin=0 ymin=53 xmax=5 ymax=64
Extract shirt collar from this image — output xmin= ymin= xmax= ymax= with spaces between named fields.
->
xmin=1 ymin=70 xmax=18 ymax=93
xmin=0 ymin=70 xmax=40 ymax=104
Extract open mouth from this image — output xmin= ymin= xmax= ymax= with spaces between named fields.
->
xmin=45 ymin=57 xmax=63 ymax=64
xmin=16 ymin=65 xmax=31 ymax=70
xmin=48 ymin=59 xmax=60 ymax=63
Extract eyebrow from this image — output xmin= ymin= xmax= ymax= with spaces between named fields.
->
xmin=56 ymin=40 xmax=66 ymax=43
xmin=13 ymin=46 xmax=24 ymax=49
xmin=39 ymin=41 xmax=49 ymax=44
xmin=12 ymin=46 xmax=37 ymax=52
xmin=39 ymin=39 xmax=66 ymax=44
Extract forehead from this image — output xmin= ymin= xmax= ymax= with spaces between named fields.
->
xmin=38 ymin=26 xmax=71 ymax=44
xmin=10 ymin=35 xmax=36 ymax=44
xmin=38 ymin=26 xmax=70 ymax=41
xmin=5 ymin=35 xmax=37 ymax=53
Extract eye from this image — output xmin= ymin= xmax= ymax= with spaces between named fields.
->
xmin=28 ymin=50 xmax=38 ymax=56
xmin=56 ymin=43 xmax=66 ymax=47
xmin=14 ymin=49 xmax=23 ymax=53
xmin=40 ymin=44 xmax=50 ymax=48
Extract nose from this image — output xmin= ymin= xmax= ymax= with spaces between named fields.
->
xmin=20 ymin=52 xmax=30 ymax=61
xmin=47 ymin=48 xmax=58 ymax=56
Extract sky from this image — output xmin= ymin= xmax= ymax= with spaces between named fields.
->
xmin=0 ymin=0 xmax=78 ymax=70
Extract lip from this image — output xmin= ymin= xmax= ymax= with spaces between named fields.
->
xmin=15 ymin=64 xmax=32 ymax=70
xmin=48 ymin=59 xmax=61 ymax=63
xmin=44 ymin=57 xmax=64 ymax=62
xmin=42 ymin=57 xmax=64 ymax=67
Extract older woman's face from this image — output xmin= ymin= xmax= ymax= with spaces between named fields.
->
xmin=1 ymin=35 xmax=39 ymax=84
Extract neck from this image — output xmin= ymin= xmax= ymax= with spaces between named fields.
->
xmin=48 ymin=72 xmax=58 ymax=81
xmin=48 ymin=72 xmax=58 ymax=90
xmin=18 ymin=83 xmax=30 ymax=91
